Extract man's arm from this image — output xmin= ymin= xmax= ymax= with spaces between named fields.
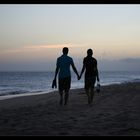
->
xmin=79 ymin=64 xmax=85 ymax=79
xmin=54 ymin=66 xmax=59 ymax=80
xmin=96 ymin=68 xmax=99 ymax=82
xmin=54 ymin=58 xmax=59 ymax=80
xmin=79 ymin=58 xmax=86 ymax=80
xmin=71 ymin=63 xmax=79 ymax=80
xmin=52 ymin=65 xmax=59 ymax=89
xmin=95 ymin=61 xmax=99 ymax=82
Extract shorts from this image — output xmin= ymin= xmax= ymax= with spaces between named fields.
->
xmin=58 ymin=77 xmax=71 ymax=92
xmin=85 ymin=76 xmax=96 ymax=90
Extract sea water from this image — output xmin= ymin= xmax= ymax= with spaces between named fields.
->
xmin=0 ymin=71 xmax=140 ymax=98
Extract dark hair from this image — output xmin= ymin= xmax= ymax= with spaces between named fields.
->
xmin=87 ymin=49 xmax=93 ymax=56
xmin=62 ymin=47 xmax=69 ymax=54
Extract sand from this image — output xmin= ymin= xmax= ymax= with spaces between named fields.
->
xmin=0 ymin=82 xmax=140 ymax=136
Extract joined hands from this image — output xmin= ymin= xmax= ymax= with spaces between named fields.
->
xmin=77 ymin=75 xmax=81 ymax=80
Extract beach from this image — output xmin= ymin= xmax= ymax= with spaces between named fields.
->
xmin=0 ymin=82 xmax=140 ymax=136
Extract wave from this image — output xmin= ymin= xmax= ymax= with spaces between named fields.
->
xmin=1 ymin=78 xmax=140 ymax=97
xmin=3 ymin=71 xmax=140 ymax=100
xmin=0 ymin=89 xmax=56 ymax=101
xmin=123 ymin=78 xmax=140 ymax=83
xmin=0 ymin=90 xmax=29 ymax=96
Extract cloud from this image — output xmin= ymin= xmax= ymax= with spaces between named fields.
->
xmin=0 ymin=43 xmax=86 ymax=63
xmin=1 ymin=43 xmax=71 ymax=53
xmin=0 ymin=43 xmax=85 ymax=53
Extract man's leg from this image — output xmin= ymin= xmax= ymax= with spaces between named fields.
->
xmin=58 ymin=78 xmax=64 ymax=106
xmin=86 ymin=88 xmax=91 ymax=104
xmin=64 ymin=89 xmax=69 ymax=105
xmin=90 ymin=87 xmax=94 ymax=103
xmin=90 ymin=78 xmax=96 ymax=104
xmin=59 ymin=91 xmax=63 ymax=105
xmin=64 ymin=77 xmax=71 ymax=105
xmin=85 ymin=79 xmax=91 ymax=104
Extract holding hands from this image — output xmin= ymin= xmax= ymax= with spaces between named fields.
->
xmin=77 ymin=74 xmax=80 ymax=80
xmin=78 ymin=75 xmax=81 ymax=80
xmin=77 ymin=73 xmax=82 ymax=80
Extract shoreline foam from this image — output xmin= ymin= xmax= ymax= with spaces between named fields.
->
xmin=0 ymin=79 xmax=140 ymax=101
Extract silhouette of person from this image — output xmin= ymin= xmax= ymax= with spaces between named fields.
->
xmin=53 ymin=47 xmax=80 ymax=105
xmin=79 ymin=49 xmax=100 ymax=105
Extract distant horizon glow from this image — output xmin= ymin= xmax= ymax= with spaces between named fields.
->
xmin=0 ymin=4 xmax=140 ymax=71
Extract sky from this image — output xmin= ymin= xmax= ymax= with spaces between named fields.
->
xmin=0 ymin=4 xmax=140 ymax=71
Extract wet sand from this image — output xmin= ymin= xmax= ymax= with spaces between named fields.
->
xmin=0 ymin=82 xmax=140 ymax=136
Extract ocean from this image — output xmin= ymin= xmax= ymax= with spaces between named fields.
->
xmin=0 ymin=71 xmax=140 ymax=99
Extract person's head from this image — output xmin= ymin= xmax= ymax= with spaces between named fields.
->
xmin=87 ymin=49 xmax=93 ymax=56
xmin=62 ymin=47 xmax=69 ymax=55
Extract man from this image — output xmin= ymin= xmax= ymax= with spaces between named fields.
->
xmin=79 ymin=49 xmax=100 ymax=105
xmin=53 ymin=47 xmax=79 ymax=105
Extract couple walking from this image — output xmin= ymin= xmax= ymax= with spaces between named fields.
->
xmin=52 ymin=47 xmax=100 ymax=105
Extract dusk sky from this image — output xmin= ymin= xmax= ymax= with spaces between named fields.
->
xmin=0 ymin=4 xmax=140 ymax=71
